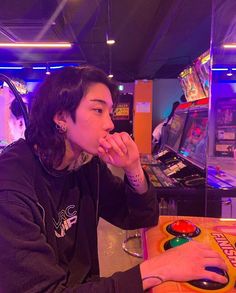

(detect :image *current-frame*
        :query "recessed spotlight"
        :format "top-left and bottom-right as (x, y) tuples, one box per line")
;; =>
(106, 39), (115, 45)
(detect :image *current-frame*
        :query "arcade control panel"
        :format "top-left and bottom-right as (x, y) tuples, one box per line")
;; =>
(143, 216), (236, 293)
(140, 151), (205, 188)
(140, 152), (236, 190)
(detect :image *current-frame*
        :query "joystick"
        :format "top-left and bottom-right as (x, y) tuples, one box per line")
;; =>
(189, 266), (229, 290)
(166, 219), (200, 237)
(164, 236), (190, 250)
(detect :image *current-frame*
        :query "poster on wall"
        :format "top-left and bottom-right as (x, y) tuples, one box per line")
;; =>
(113, 102), (130, 120)
(136, 102), (151, 113)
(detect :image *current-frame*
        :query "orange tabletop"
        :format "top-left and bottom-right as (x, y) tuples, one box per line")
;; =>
(142, 215), (236, 293)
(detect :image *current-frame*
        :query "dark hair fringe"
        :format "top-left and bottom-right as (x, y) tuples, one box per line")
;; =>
(25, 65), (119, 169)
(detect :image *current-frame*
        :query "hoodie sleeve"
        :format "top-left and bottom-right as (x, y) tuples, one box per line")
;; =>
(98, 160), (159, 230)
(0, 191), (144, 293)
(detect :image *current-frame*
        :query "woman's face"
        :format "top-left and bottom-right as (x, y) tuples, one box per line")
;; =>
(64, 82), (114, 155)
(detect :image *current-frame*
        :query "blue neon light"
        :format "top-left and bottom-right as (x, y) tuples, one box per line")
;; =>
(50, 66), (64, 69)
(211, 68), (228, 71)
(32, 67), (47, 70)
(0, 66), (23, 69)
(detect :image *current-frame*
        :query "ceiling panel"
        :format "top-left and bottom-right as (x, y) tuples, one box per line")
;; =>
(0, 0), (212, 81)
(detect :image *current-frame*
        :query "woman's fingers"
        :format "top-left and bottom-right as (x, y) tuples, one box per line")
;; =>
(99, 133), (128, 157)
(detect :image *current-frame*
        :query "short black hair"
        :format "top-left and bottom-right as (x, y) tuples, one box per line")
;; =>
(10, 99), (23, 119)
(25, 65), (118, 169)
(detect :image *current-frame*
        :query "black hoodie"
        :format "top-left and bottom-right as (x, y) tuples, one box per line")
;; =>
(0, 139), (158, 292)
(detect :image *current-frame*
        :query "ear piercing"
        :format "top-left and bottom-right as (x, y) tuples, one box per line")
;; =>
(55, 123), (67, 133)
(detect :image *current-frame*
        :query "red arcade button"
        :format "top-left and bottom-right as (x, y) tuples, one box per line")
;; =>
(166, 219), (201, 237)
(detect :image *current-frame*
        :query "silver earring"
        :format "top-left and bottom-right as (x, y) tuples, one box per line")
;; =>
(55, 123), (67, 133)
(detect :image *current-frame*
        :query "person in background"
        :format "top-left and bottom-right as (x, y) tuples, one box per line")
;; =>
(9, 98), (26, 142)
(0, 67), (227, 292)
(152, 101), (180, 153)
(152, 94), (187, 153)
(180, 93), (187, 103)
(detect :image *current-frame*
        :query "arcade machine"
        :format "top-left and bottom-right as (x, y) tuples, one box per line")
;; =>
(208, 97), (236, 192)
(142, 5), (236, 291)
(141, 59), (214, 216)
(143, 48), (236, 217)
(192, 50), (236, 217)
(112, 93), (133, 136)
(205, 0), (236, 217)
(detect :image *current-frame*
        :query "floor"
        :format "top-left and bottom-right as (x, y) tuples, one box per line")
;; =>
(97, 165), (142, 277)
(98, 219), (142, 277)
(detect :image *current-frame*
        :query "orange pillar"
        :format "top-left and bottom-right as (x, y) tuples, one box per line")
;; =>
(133, 80), (153, 154)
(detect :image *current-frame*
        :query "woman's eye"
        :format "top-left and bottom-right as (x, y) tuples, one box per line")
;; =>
(94, 108), (103, 114)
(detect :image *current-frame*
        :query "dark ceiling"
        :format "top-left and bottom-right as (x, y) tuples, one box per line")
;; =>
(0, 0), (212, 82)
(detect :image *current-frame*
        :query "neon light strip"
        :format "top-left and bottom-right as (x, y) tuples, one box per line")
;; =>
(33, 66), (65, 70)
(32, 67), (47, 70)
(211, 68), (228, 71)
(0, 65), (77, 70)
(50, 66), (64, 69)
(223, 44), (236, 49)
(0, 66), (23, 69)
(0, 42), (72, 48)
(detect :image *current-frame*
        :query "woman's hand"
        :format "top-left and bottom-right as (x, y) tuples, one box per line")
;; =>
(98, 132), (140, 171)
(140, 240), (228, 290)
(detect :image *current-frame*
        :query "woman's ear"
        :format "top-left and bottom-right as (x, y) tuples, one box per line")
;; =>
(53, 111), (68, 133)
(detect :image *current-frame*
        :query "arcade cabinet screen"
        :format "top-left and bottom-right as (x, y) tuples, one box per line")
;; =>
(166, 111), (187, 151)
(215, 98), (236, 157)
(179, 66), (206, 102)
(194, 50), (210, 98)
(179, 110), (208, 166)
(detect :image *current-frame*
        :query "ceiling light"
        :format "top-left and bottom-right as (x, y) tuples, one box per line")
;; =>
(50, 66), (64, 69)
(0, 42), (72, 48)
(46, 65), (51, 75)
(106, 38), (115, 45)
(108, 74), (113, 78)
(118, 85), (124, 91)
(223, 44), (236, 49)
(106, 33), (116, 45)
(106, 0), (115, 46)
(211, 67), (228, 71)
(226, 69), (233, 76)
(0, 66), (23, 69)
(32, 66), (47, 70)
(106, 39), (115, 45)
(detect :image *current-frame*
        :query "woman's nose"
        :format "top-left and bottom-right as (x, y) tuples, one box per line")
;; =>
(105, 115), (114, 132)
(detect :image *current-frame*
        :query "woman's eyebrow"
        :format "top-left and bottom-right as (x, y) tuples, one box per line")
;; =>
(89, 98), (106, 105)
(89, 98), (113, 109)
